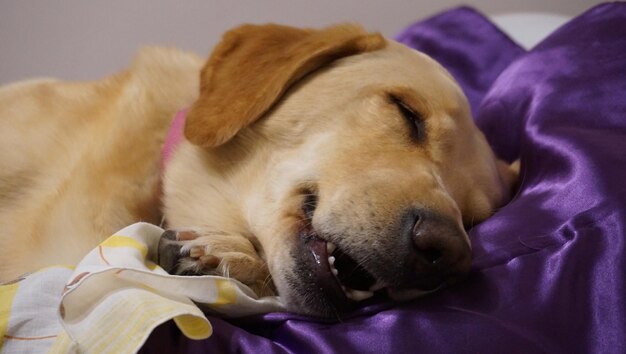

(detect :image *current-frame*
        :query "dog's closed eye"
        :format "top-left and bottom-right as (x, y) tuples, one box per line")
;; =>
(389, 94), (425, 143)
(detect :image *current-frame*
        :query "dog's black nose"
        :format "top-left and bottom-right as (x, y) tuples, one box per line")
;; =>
(407, 209), (471, 290)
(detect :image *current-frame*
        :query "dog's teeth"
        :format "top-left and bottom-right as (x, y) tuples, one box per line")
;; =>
(345, 288), (374, 301)
(326, 242), (336, 254)
(328, 255), (339, 276)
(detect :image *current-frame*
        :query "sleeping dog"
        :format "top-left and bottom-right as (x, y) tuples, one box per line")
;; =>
(0, 24), (517, 317)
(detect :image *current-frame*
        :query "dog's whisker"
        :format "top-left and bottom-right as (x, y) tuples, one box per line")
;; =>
(262, 273), (273, 287)
(260, 273), (275, 296)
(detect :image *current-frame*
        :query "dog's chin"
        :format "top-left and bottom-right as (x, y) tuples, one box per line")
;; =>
(278, 220), (440, 318)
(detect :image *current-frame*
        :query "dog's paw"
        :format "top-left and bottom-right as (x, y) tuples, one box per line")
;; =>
(157, 229), (275, 297)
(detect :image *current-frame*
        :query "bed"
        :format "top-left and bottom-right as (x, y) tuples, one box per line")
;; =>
(137, 3), (626, 353)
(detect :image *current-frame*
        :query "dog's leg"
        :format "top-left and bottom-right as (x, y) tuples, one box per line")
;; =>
(157, 230), (275, 297)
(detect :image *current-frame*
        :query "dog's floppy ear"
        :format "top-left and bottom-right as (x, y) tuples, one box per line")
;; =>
(185, 23), (386, 147)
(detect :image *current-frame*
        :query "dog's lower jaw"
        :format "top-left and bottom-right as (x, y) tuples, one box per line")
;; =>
(270, 227), (382, 318)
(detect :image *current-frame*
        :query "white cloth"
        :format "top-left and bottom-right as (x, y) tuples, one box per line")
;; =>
(0, 222), (284, 353)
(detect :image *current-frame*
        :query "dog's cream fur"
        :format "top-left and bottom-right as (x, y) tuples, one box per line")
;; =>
(0, 47), (202, 274)
(0, 24), (517, 316)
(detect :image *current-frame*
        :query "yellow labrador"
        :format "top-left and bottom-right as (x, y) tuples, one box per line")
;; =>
(0, 24), (517, 317)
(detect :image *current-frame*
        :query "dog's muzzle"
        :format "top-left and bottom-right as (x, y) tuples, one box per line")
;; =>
(293, 201), (471, 315)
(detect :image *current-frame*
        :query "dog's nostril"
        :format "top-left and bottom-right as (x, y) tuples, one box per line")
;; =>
(422, 248), (443, 264)
(411, 211), (446, 266)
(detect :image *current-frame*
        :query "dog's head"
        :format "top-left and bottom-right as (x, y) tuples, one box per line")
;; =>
(180, 24), (518, 317)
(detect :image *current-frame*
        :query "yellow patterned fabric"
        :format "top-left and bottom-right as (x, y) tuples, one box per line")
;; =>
(0, 223), (283, 354)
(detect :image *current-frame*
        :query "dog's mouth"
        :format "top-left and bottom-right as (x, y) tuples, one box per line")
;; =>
(303, 225), (385, 299)
(298, 192), (386, 312)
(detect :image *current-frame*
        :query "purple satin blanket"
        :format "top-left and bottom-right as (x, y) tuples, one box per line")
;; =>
(141, 4), (626, 353)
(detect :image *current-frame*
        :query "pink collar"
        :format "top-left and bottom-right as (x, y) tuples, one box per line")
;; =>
(161, 108), (188, 172)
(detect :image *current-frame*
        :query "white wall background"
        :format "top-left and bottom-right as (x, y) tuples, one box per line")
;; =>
(0, 0), (603, 84)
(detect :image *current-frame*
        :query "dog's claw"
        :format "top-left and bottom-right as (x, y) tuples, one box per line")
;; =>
(189, 246), (205, 258)
(157, 229), (224, 274)
(199, 254), (221, 268)
(176, 230), (199, 241)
